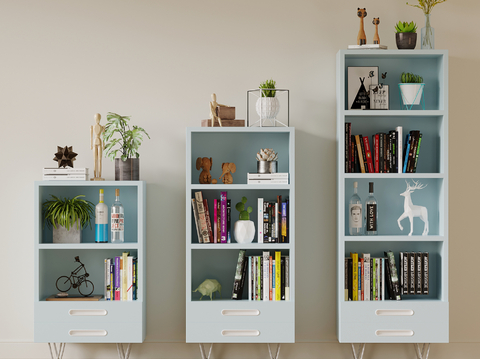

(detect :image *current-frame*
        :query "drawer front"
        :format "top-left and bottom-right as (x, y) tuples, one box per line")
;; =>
(186, 321), (294, 343)
(35, 301), (143, 323)
(339, 302), (448, 343)
(34, 321), (144, 343)
(187, 301), (294, 324)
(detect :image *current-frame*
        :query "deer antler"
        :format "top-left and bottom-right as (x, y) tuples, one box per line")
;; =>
(410, 179), (428, 191)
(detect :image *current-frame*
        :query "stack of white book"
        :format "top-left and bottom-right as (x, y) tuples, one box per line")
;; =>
(43, 168), (89, 181)
(247, 172), (288, 184)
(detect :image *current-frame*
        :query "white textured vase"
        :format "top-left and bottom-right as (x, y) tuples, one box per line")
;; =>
(234, 220), (255, 244)
(399, 84), (424, 105)
(255, 97), (280, 121)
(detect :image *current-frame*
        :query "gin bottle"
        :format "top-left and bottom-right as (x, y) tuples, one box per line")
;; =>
(349, 181), (363, 235)
(111, 188), (124, 242)
(95, 189), (108, 243)
(365, 182), (378, 235)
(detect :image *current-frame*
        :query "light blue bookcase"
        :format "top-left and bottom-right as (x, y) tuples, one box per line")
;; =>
(186, 127), (295, 358)
(336, 50), (448, 359)
(34, 181), (146, 358)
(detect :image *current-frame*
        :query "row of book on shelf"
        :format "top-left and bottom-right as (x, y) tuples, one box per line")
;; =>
(192, 191), (289, 244)
(231, 250), (290, 301)
(247, 172), (288, 184)
(42, 167), (89, 180)
(104, 252), (138, 301)
(345, 250), (429, 301)
(345, 123), (423, 174)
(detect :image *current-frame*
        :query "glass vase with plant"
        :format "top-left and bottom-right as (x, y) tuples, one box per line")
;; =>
(103, 112), (150, 180)
(407, 0), (447, 49)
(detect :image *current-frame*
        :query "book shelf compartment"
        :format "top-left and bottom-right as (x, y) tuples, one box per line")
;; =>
(37, 185), (139, 244)
(343, 52), (445, 111)
(190, 188), (290, 245)
(190, 248), (290, 302)
(344, 178), (445, 237)
(37, 248), (141, 301)
(190, 130), (291, 185)
(344, 241), (445, 301)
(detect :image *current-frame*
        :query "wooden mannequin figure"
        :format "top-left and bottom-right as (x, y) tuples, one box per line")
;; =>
(357, 8), (367, 45)
(373, 18), (380, 44)
(209, 93), (229, 127)
(90, 113), (105, 181)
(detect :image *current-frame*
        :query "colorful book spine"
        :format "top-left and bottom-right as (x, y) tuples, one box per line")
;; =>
(213, 199), (218, 243)
(285, 256), (290, 301)
(191, 199), (202, 243)
(248, 256), (252, 300)
(403, 133), (411, 173)
(413, 133), (423, 173)
(114, 256), (121, 301)
(351, 252), (358, 301)
(263, 251), (270, 301)
(275, 252), (281, 301)
(374, 134), (379, 173)
(194, 192), (210, 243)
(269, 256), (273, 300)
(423, 252), (429, 295)
(345, 122), (351, 173)
(127, 256), (133, 301)
(362, 253), (370, 301)
(220, 192), (227, 243)
(258, 198), (264, 243)
(355, 135), (366, 173)
(232, 250), (246, 300)
(203, 199), (214, 244)
(227, 199), (231, 243)
(362, 136), (374, 173)
(396, 126), (403, 173)
(257, 256), (261, 300)
(272, 259), (276, 300)
(122, 252), (129, 301)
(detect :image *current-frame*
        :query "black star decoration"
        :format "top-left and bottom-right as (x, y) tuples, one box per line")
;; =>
(53, 146), (78, 168)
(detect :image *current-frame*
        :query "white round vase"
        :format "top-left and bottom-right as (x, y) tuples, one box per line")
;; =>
(399, 83), (424, 105)
(234, 220), (255, 244)
(255, 97), (280, 120)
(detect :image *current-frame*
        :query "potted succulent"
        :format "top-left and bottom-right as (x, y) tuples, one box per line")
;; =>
(395, 21), (417, 49)
(103, 112), (150, 180)
(43, 195), (95, 243)
(234, 197), (255, 244)
(399, 72), (424, 106)
(256, 79), (280, 123)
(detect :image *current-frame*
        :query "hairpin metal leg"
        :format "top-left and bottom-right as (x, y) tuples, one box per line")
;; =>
(116, 343), (132, 359)
(267, 343), (281, 359)
(351, 343), (366, 359)
(414, 343), (430, 359)
(198, 343), (213, 359)
(48, 343), (66, 359)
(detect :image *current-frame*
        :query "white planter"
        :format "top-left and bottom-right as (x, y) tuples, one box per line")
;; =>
(234, 220), (255, 244)
(255, 97), (280, 120)
(53, 221), (82, 243)
(399, 83), (424, 105)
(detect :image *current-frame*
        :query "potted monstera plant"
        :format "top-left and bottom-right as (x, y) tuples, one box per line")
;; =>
(103, 112), (150, 180)
(256, 79), (280, 123)
(399, 72), (424, 106)
(395, 21), (417, 49)
(234, 196), (255, 243)
(43, 195), (95, 243)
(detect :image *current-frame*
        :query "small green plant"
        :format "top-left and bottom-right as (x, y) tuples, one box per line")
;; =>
(395, 21), (417, 33)
(43, 195), (95, 230)
(259, 79), (276, 97)
(235, 196), (253, 220)
(103, 112), (150, 161)
(401, 72), (424, 83)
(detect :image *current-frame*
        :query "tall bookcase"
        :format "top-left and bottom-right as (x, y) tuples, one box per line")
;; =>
(336, 50), (448, 352)
(34, 181), (146, 358)
(186, 127), (295, 356)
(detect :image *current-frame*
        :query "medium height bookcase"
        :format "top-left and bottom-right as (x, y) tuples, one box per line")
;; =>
(186, 127), (295, 359)
(336, 50), (448, 359)
(34, 181), (146, 359)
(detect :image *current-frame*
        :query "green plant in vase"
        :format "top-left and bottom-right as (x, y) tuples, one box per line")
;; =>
(43, 195), (95, 243)
(394, 21), (417, 49)
(103, 112), (150, 180)
(399, 72), (425, 108)
(256, 79), (280, 123)
(234, 197), (255, 243)
(395, 21), (417, 33)
(406, 0), (447, 49)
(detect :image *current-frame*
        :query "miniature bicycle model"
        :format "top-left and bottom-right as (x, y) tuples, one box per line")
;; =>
(55, 256), (94, 296)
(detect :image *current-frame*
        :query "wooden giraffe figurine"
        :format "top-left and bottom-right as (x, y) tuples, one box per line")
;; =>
(372, 18), (380, 44)
(357, 8), (367, 45)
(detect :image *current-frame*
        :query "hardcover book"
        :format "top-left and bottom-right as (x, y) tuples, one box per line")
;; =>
(385, 251), (401, 300)
(232, 250), (247, 299)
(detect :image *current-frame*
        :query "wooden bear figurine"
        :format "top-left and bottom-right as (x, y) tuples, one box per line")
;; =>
(357, 8), (367, 45)
(196, 157), (217, 184)
(373, 17), (380, 45)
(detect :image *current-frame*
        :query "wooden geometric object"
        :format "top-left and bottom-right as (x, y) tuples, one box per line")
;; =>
(201, 119), (245, 127)
(53, 146), (78, 168)
(216, 106), (235, 120)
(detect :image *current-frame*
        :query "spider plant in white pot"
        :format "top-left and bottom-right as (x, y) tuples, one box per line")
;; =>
(256, 79), (280, 123)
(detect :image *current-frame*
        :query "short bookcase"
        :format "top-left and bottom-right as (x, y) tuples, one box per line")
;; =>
(186, 127), (295, 357)
(34, 181), (146, 358)
(336, 50), (448, 357)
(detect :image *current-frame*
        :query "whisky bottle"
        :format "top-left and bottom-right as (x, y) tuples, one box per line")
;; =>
(111, 188), (124, 242)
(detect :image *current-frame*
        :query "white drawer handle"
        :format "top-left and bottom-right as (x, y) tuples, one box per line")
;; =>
(68, 330), (107, 337)
(221, 309), (260, 316)
(375, 309), (414, 316)
(221, 330), (260, 337)
(69, 309), (108, 316)
(375, 330), (414, 337)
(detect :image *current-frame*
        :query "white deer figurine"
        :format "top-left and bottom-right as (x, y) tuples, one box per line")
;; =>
(397, 180), (429, 236)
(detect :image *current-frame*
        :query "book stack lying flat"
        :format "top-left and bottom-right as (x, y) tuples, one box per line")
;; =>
(43, 168), (89, 180)
(247, 173), (288, 185)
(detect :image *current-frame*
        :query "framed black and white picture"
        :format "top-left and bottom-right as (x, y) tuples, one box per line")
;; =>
(347, 66), (378, 110)
(370, 84), (389, 110)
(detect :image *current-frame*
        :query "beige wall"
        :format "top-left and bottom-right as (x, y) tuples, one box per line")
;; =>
(1, 1), (478, 358)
